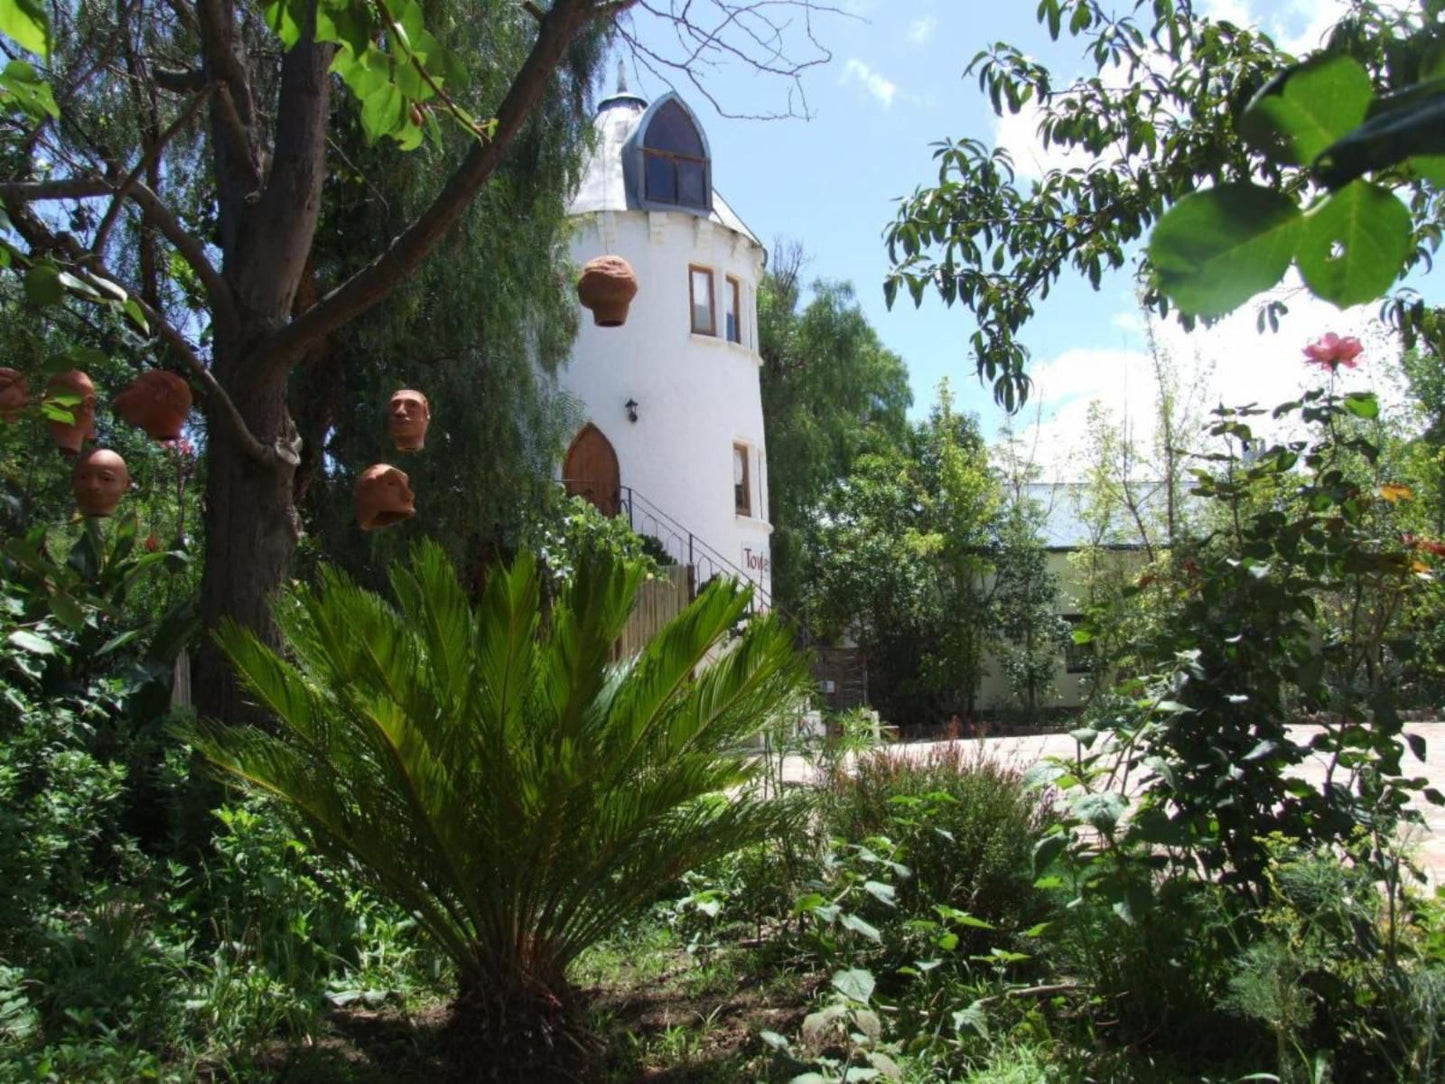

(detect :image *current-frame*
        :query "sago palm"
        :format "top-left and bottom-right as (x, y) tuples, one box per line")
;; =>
(183, 541), (810, 1074)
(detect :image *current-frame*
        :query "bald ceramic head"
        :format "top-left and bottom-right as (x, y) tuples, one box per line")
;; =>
(46, 370), (97, 455)
(72, 448), (130, 517)
(354, 464), (415, 530)
(0, 368), (27, 422)
(114, 370), (192, 441)
(388, 389), (431, 452)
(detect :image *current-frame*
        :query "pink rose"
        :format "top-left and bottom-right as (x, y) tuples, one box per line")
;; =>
(1303, 333), (1364, 371)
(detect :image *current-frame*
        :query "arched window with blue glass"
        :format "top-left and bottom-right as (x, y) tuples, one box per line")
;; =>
(632, 96), (712, 212)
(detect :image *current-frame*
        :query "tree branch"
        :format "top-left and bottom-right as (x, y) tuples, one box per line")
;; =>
(0, 178), (111, 200)
(90, 81), (216, 261)
(127, 181), (238, 336)
(241, 0), (608, 375)
(153, 65), (206, 93)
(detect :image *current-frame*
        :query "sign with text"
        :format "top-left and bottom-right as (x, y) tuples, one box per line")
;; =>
(741, 544), (771, 578)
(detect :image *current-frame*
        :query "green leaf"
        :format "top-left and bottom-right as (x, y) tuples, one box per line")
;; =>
(360, 83), (405, 144)
(1240, 54), (1373, 166)
(831, 968), (876, 1004)
(1148, 184), (1302, 317)
(1, 58), (57, 118)
(1296, 182), (1411, 307)
(1315, 90), (1445, 189)
(0, 0), (48, 58)
(1342, 392), (1379, 420)
(1072, 791), (1127, 833)
(122, 298), (149, 332)
(862, 880), (896, 906)
(23, 262), (62, 306)
(839, 912), (881, 942)
(6, 629), (56, 656)
(1032, 832), (1067, 877)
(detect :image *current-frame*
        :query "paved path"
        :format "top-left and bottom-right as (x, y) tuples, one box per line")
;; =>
(781, 724), (1445, 888)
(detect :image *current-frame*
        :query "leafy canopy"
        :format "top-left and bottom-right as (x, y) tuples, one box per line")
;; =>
(885, 0), (1444, 408)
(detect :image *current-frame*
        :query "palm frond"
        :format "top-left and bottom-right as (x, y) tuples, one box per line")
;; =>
(180, 545), (813, 1009)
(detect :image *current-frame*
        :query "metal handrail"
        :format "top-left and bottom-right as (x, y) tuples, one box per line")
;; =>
(557, 478), (774, 615)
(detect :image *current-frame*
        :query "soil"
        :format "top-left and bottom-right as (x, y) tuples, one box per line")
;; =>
(225, 946), (816, 1083)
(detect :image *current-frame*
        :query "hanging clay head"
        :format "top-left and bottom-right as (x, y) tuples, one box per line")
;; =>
(0, 367), (27, 422)
(45, 370), (97, 455)
(71, 448), (130, 518)
(387, 389), (431, 452)
(354, 464), (415, 530)
(114, 370), (192, 441)
(576, 255), (638, 327)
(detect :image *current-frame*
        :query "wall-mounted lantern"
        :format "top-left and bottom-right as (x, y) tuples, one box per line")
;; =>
(625, 398), (639, 423)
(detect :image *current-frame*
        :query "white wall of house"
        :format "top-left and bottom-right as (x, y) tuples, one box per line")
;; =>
(559, 87), (774, 600)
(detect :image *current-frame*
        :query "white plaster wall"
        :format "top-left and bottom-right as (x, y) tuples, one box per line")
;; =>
(561, 209), (774, 599)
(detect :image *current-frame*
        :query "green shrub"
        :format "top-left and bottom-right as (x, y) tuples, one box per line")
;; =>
(185, 542), (813, 1076)
(819, 744), (1056, 938)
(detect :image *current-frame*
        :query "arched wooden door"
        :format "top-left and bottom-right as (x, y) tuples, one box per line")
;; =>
(563, 424), (620, 516)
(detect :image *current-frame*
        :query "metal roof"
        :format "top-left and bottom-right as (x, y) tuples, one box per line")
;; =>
(568, 91), (763, 250)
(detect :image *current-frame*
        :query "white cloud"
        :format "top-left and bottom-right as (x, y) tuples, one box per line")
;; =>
(992, 101), (1100, 179)
(1110, 311), (1147, 334)
(1201, 0), (1417, 56)
(1200, 0), (1254, 24)
(906, 17), (935, 46)
(841, 58), (897, 108)
(1005, 274), (1400, 480)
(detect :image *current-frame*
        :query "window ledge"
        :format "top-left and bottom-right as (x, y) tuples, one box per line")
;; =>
(734, 515), (774, 534)
(690, 333), (760, 361)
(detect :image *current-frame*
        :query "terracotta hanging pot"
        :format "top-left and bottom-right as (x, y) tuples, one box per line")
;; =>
(577, 255), (638, 327)
(354, 463), (415, 530)
(71, 448), (130, 518)
(387, 389), (431, 452)
(45, 370), (97, 455)
(113, 370), (192, 441)
(0, 367), (27, 422)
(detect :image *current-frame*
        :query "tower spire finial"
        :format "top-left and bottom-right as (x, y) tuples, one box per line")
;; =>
(617, 59), (629, 95)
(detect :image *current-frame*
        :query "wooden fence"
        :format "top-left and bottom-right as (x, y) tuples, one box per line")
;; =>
(614, 563), (692, 660)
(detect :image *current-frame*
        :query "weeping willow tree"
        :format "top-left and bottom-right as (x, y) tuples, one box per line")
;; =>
(291, 22), (604, 588)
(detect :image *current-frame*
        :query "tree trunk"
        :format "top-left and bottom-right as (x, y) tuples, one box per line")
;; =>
(194, 352), (299, 723)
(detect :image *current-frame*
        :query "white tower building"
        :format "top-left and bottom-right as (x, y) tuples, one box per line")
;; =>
(560, 71), (773, 601)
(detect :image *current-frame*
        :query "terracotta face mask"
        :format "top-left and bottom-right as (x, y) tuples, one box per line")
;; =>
(46, 370), (98, 455)
(71, 448), (130, 517)
(114, 370), (193, 441)
(388, 390), (431, 452)
(0, 368), (27, 422)
(354, 464), (416, 530)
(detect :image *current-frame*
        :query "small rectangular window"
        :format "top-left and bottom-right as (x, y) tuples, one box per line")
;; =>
(725, 276), (741, 343)
(690, 266), (715, 336)
(733, 443), (751, 516)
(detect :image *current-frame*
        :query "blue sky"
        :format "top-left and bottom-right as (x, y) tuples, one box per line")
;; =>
(618, 0), (1441, 476)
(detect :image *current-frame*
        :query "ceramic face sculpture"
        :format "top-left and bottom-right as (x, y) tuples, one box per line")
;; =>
(46, 370), (97, 455)
(576, 255), (639, 327)
(388, 389), (431, 452)
(0, 368), (27, 422)
(114, 370), (192, 441)
(354, 464), (416, 530)
(71, 448), (130, 517)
